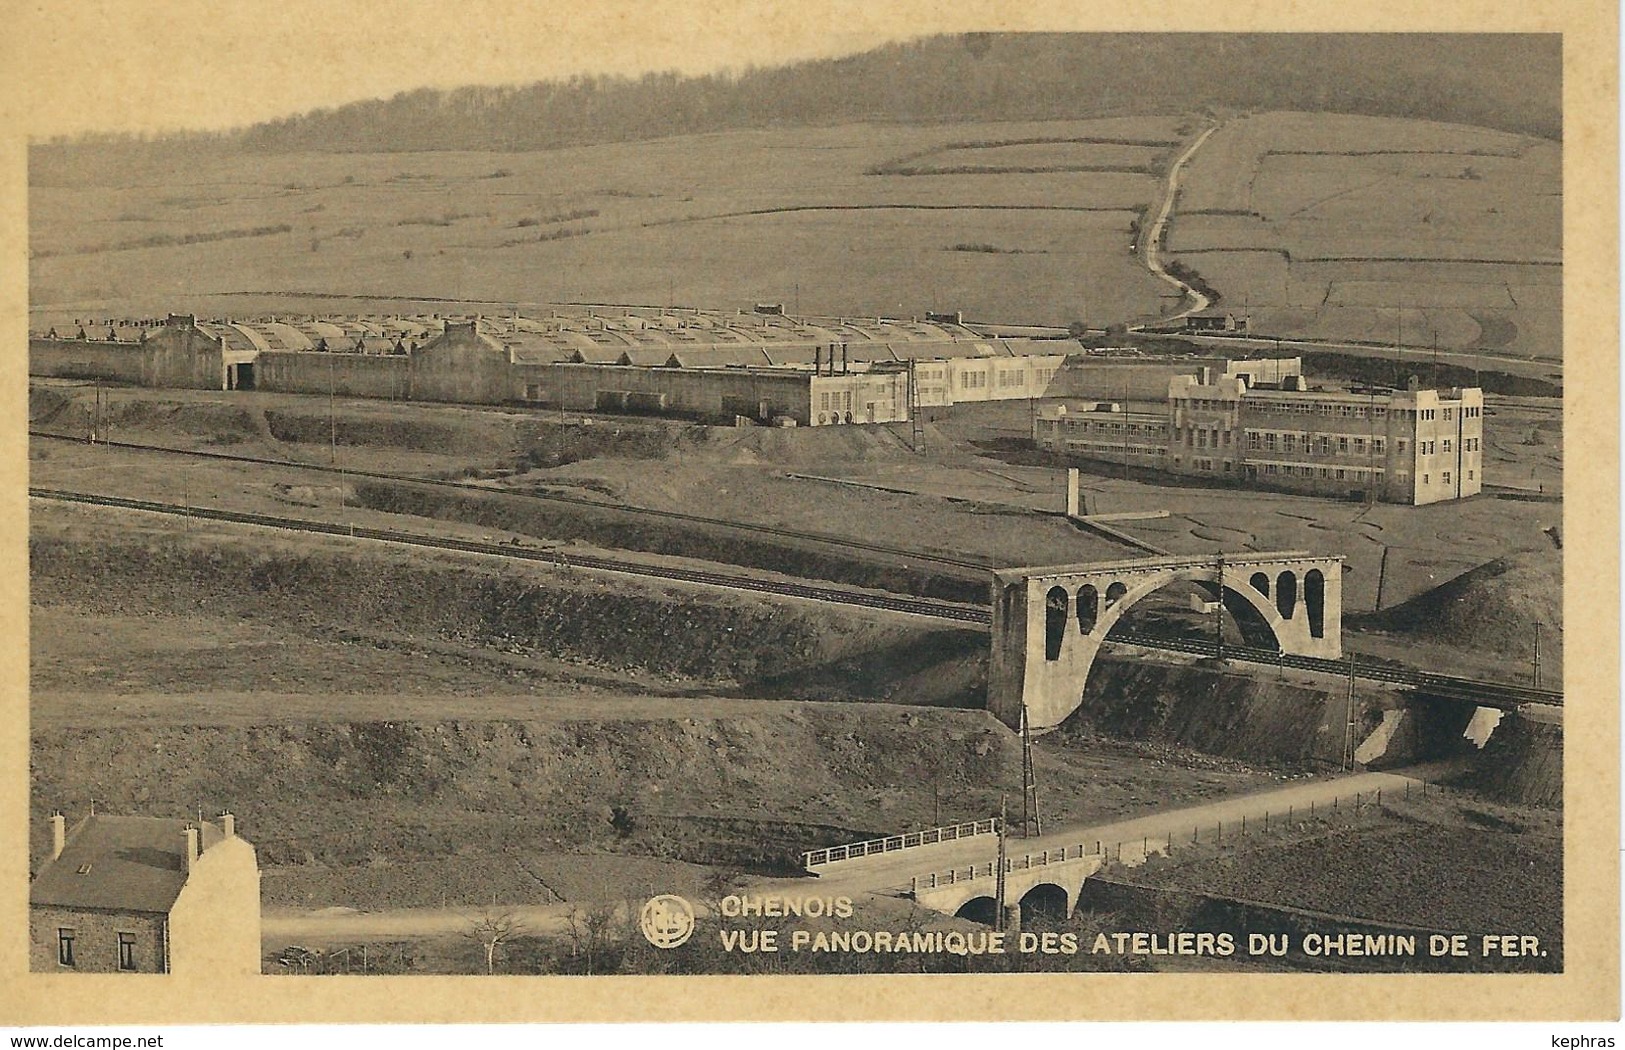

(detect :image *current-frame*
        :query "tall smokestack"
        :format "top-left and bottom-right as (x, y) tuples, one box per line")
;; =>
(183, 826), (199, 875)
(815, 346), (822, 376)
(841, 344), (849, 375)
(50, 813), (65, 860)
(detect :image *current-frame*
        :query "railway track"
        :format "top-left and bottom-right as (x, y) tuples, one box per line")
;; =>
(30, 433), (1562, 709)
(27, 430), (991, 573)
(1109, 632), (1561, 709)
(29, 488), (991, 626)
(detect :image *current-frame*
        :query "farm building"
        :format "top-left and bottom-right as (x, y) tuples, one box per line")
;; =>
(1035, 358), (1484, 505)
(1181, 309), (1249, 333)
(28, 307), (1069, 426)
(30, 810), (261, 975)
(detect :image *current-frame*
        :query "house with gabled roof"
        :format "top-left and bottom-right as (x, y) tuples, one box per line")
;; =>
(30, 810), (260, 975)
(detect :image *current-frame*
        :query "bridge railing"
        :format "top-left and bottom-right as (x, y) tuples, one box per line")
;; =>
(803, 818), (1000, 870)
(907, 781), (1435, 896)
(911, 842), (1093, 894)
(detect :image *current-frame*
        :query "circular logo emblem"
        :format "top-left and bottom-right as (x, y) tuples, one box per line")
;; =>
(639, 894), (695, 949)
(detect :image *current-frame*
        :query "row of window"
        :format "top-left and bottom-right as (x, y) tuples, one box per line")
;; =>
(1418, 437), (1477, 455)
(818, 391), (856, 412)
(1246, 399), (1389, 420)
(58, 927), (140, 971)
(1057, 419), (1165, 435)
(1247, 431), (1389, 457)
(1257, 462), (1386, 482)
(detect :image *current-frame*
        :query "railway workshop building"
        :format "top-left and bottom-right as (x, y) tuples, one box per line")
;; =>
(30, 307), (1067, 427)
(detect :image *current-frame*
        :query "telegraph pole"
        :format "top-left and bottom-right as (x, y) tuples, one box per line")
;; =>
(1343, 652), (1357, 771)
(1533, 621), (1542, 687)
(1019, 707), (1041, 838)
(994, 794), (1009, 933)
(328, 352), (337, 465)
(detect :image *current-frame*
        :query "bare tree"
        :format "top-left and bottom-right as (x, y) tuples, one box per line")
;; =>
(464, 909), (527, 975)
(563, 901), (621, 975)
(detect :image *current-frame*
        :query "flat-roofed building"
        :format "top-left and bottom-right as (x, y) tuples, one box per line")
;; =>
(1036, 357), (1484, 505)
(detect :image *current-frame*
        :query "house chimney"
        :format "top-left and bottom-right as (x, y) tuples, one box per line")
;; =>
(220, 812), (236, 838)
(50, 812), (65, 860)
(183, 826), (199, 875)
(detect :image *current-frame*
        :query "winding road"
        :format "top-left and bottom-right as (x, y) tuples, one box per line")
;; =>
(1136, 121), (1219, 327)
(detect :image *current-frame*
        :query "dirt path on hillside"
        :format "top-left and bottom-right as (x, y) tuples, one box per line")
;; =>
(1136, 121), (1220, 325)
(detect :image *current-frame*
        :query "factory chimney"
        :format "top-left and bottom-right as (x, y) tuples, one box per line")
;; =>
(815, 346), (823, 376)
(50, 813), (65, 860)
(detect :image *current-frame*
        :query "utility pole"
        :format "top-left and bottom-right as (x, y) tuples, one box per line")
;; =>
(1019, 707), (1041, 838)
(908, 358), (925, 452)
(993, 794), (1009, 933)
(1122, 381), (1130, 480)
(1533, 621), (1542, 687)
(1343, 651), (1357, 772)
(328, 352), (337, 465)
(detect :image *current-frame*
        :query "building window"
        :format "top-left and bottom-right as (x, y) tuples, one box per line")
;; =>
(1443, 407), (1454, 421)
(1338, 436), (1349, 454)
(1248, 432), (1261, 450)
(1335, 469), (1346, 480)
(1265, 433), (1277, 451)
(58, 929), (75, 967)
(1317, 436), (1331, 455)
(1353, 437), (1366, 455)
(1397, 439), (1407, 453)
(1373, 438), (1386, 455)
(1423, 473), (1430, 485)
(1468, 469), (1475, 480)
(118, 933), (138, 972)
(1442, 439), (1452, 453)
(1264, 464), (1277, 475)
(1442, 471), (1451, 485)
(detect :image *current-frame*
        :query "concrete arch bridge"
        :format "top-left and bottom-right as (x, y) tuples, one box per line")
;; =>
(989, 551), (1343, 732)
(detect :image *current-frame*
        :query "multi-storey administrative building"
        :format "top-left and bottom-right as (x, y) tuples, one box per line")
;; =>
(1036, 359), (1484, 505)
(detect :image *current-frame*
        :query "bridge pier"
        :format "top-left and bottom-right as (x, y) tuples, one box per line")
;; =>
(990, 552), (1343, 731)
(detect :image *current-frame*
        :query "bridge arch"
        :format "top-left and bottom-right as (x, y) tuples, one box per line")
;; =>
(989, 552), (1343, 732)
(1018, 883), (1071, 925)
(1076, 585), (1098, 634)
(955, 896), (999, 925)
(1305, 569), (1326, 638)
(1090, 565), (1291, 653)
(1276, 570), (1298, 620)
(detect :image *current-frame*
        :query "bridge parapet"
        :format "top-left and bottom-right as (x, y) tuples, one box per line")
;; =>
(909, 846), (1104, 920)
(804, 818), (1000, 873)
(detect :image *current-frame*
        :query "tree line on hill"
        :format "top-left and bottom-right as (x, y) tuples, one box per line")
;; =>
(37, 33), (1559, 159)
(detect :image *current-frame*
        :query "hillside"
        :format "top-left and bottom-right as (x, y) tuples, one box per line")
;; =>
(33, 33), (1560, 160)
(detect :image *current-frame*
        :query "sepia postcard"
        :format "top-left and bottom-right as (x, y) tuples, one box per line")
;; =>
(1, 0), (1617, 1027)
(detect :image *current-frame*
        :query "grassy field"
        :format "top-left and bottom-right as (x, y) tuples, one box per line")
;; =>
(30, 117), (1182, 329)
(1123, 793), (1561, 956)
(1168, 112), (1560, 360)
(30, 380), (1562, 682)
